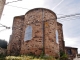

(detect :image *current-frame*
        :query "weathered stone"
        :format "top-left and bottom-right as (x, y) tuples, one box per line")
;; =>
(7, 8), (78, 60)
(7, 8), (59, 57)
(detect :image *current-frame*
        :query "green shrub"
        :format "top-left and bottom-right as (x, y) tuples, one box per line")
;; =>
(60, 51), (68, 60)
(0, 53), (6, 60)
(0, 53), (58, 60)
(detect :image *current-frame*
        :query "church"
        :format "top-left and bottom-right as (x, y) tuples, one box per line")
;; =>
(7, 8), (78, 60)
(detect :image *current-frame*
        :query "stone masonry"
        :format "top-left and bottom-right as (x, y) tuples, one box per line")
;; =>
(7, 8), (78, 60)
(7, 8), (59, 57)
(57, 22), (65, 52)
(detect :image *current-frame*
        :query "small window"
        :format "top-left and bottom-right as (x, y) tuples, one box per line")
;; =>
(56, 30), (59, 44)
(24, 25), (32, 41)
(67, 49), (72, 55)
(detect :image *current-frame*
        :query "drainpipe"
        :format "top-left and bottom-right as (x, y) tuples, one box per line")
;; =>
(42, 9), (45, 55)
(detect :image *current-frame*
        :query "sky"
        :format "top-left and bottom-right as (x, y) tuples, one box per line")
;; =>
(0, 0), (80, 53)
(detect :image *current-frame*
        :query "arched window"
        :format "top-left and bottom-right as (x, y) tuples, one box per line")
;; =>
(24, 25), (32, 41)
(56, 30), (59, 44)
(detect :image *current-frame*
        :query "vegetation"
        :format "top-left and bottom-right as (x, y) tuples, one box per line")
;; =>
(0, 51), (68, 60)
(0, 49), (58, 60)
(5, 55), (56, 60)
(0, 54), (57, 60)
(60, 50), (68, 60)
(0, 49), (56, 60)
(0, 53), (6, 60)
(0, 39), (7, 49)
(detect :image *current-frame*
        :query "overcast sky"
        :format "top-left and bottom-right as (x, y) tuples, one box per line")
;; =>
(0, 0), (80, 53)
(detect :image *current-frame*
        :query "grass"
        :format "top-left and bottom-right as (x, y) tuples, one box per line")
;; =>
(0, 52), (58, 60)
(0, 55), (57, 60)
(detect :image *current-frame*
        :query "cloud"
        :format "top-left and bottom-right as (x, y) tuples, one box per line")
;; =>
(48, 0), (80, 15)
(52, 0), (64, 10)
(43, 0), (61, 9)
(62, 19), (80, 38)
(64, 36), (80, 53)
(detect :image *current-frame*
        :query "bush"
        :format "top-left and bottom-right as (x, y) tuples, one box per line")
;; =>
(60, 51), (68, 60)
(5, 55), (57, 60)
(0, 39), (7, 49)
(0, 53), (6, 60)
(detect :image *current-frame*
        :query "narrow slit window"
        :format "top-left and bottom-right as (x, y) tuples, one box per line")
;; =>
(56, 30), (59, 44)
(24, 25), (32, 41)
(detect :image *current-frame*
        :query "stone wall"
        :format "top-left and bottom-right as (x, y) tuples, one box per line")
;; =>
(7, 15), (24, 55)
(7, 8), (59, 57)
(57, 22), (65, 52)
(21, 8), (59, 57)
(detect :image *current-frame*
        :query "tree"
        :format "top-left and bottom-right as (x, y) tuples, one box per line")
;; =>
(0, 39), (7, 49)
